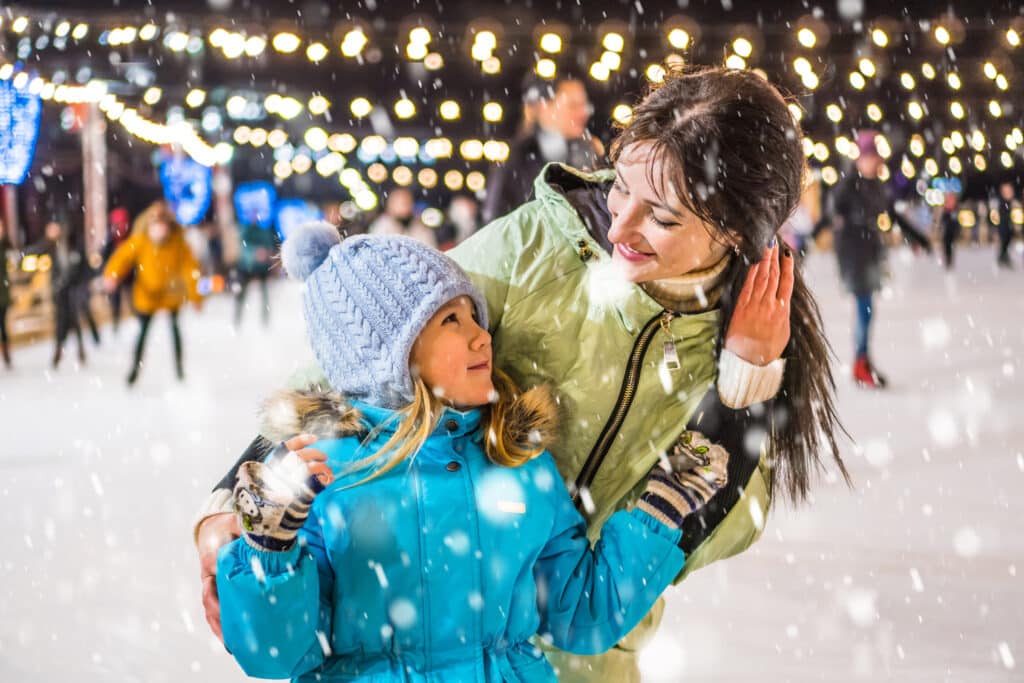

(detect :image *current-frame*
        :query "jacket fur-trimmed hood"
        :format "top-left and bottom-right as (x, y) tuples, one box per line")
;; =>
(257, 384), (560, 453)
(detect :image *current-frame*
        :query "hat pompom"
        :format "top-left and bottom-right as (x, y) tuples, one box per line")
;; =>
(281, 221), (342, 281)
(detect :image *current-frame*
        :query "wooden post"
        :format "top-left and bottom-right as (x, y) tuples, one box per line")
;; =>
(1, 185), (19, 248)
(81, 102), (108, 259)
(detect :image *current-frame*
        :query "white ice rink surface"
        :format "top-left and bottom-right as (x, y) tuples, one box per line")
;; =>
(2, 245), (1022, 682)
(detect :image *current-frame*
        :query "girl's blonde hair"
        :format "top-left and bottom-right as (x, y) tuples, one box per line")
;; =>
(343, 369), (555, 487)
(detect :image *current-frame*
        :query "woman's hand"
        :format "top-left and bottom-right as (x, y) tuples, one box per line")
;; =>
(724, 242), (795, 366)
(197, 434), (329, 642)
(198, 512), (239, 643)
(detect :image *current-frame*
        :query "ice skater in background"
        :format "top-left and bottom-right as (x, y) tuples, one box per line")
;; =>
(233, 219), (277, 328)
(101, 207), (133, 332)
(25, 219), (91, 369)
(939, 192), (962, 270)
(995, 181), (1018, 269)
(102, 201), (203, 386)
(216, 225), (729, 682)
(0, 224), (12, 369)
(823, 130), (933, 389)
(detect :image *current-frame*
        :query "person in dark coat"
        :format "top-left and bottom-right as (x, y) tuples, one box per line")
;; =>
(25, 220), (90, 368)
(0, 227), (12, 369)
(996, 181), (1017, 268)
(101, 207), (133, 331)
(481, 73), (600, 224)
(825, 130), (932, 389)
(940, 192), (962, 270)
(233, 221), (277, 327)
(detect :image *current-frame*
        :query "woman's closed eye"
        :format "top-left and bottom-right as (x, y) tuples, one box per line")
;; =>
(651, 213), (677, 229)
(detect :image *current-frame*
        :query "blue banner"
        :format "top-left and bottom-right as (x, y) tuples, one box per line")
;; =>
(159, 156), (213, 225)
(0, 77), (43, 185)
(234, 181), (277, 230)
(275, 198), (324, 240)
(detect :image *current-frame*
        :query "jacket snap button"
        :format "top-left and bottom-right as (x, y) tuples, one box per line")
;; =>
(446, 461), (461, 472)
(445, 419), (459, 432)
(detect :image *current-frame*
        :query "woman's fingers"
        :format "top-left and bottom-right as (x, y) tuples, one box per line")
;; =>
(283, 433), (317, 452)
(294, 446), (328, 463)
(736, 261), (760, 308)
(761, 242), (781, 303)
(778, 247), (795, 305)
(307, 461), (334, 487)
(750, 245), (774, 301)
(202, 576), (223, 642)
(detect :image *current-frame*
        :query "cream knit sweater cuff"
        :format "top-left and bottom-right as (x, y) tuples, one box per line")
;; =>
(191, 488), (234, 548)
(717, 349), (786, 409)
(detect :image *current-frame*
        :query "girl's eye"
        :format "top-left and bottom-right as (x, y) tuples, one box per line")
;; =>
(612, 178), (629, 195)
(442, 313), (458, 325)
(652, 215), (675, 229)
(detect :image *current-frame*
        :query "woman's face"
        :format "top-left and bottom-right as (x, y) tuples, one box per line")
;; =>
(147, 220), (171, 244)
(410, 296), (494, 409)
(607, 142), (733, 282)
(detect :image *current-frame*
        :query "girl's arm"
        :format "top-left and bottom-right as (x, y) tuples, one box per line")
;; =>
(217, 456), (338, 678)
(533, 436), (728, 655)
(218, 524), (335, 678)
(531, 455), (690, 656)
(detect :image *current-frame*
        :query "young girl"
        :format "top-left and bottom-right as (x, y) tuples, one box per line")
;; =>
(217, 224), (731, 682)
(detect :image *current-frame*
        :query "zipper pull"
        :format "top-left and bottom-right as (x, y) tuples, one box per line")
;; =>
(660, 312), (681, 371)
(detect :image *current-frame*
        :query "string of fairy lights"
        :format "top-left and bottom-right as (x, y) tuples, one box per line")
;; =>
(1, 9), (1023, 211)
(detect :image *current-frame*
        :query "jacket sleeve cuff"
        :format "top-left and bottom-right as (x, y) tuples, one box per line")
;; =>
(717, 349), (786, 409)
(192, 488), (234, 547)
(628, 508), (684, 548)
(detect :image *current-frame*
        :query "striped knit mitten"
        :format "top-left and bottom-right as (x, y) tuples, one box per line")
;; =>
(637, 430), (730, 530)
(233, 450), (326, 552)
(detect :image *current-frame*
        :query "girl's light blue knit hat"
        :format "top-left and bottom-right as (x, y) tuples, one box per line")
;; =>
(281, 222), (489, 409)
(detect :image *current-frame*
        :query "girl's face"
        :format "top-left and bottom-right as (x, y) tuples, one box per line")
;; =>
(607, 142), (733, 283)
(410, 296), (494, 409)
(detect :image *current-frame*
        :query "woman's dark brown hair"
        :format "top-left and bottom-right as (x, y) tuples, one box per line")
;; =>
(610, 65), (849, 504)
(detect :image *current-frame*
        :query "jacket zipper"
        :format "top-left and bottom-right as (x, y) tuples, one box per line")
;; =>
(572, 310), (675, 512)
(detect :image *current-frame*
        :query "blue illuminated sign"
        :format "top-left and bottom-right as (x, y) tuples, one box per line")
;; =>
(159, 156), (213, 226)
(234, 181), (277, 230)
(0, 77), (43, 185)
(275, 198), (324, 240)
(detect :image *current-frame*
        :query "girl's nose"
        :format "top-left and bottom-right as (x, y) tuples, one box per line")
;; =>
(470, 323), (491, 350)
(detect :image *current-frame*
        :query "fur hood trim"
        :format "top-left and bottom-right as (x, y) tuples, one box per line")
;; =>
(257, 385), (560, 450)
(259, 388), (365, 442)
(500, 385), (560, 454)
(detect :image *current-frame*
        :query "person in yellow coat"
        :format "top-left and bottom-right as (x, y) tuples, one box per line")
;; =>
(103, 201), (202, 385)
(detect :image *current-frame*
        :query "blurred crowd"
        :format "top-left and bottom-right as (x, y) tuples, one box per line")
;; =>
(1, 70), (1022, 391)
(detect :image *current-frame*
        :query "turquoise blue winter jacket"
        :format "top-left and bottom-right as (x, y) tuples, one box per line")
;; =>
(217, 400), (685, 682)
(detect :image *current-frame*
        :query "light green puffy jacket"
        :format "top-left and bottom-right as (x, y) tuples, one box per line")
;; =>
(449, 164), (771, 582)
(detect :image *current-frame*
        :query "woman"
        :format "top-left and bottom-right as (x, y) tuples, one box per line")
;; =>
(103, 201), (202, 385)
(195, 66), (847, 683)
